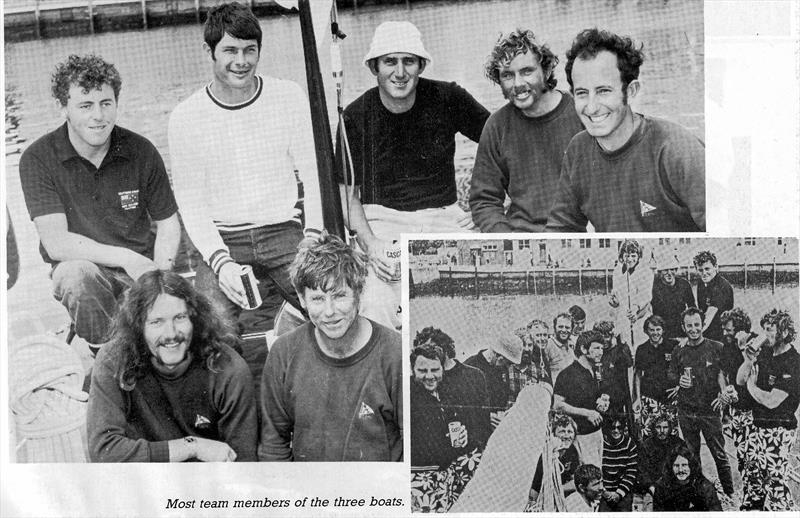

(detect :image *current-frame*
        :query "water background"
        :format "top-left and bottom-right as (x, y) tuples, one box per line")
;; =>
(4, 0), (704, 340)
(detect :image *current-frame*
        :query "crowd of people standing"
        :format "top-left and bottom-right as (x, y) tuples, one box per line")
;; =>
(410, 240), (799, 512)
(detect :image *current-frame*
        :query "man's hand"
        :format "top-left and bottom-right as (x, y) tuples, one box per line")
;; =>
(362, 235), (400, 283)
(746, 364), (759, 389)
(490, 410), (506, 429)
(603, 491), (621, 503)
(735, 330), (750, 350)
(586, 409), (603, 426)
(632, 398), (642, 415)
(679, 372), (693, 389)
(609, 293), (620, 308)
(193, 437), (237, 462)
(122, 252), (158, 280)
(218, 262), (248, 308)
(666, 386), (680, 399)
(626, 307), (637, 322)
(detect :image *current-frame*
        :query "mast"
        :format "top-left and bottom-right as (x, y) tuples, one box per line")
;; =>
(297, 0), (346, 239)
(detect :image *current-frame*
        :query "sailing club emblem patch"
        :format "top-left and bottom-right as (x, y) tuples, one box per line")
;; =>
(118, 190), (139, 210)
(358, 402), (375, 419)
(194, 414), (211, 429)
(640, 200), (656, 217)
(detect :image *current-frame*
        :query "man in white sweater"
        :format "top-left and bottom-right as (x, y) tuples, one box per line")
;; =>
(168, 2), (322, 332)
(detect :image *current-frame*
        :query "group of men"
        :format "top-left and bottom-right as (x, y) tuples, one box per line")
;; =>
(410, 243), (799, 511)
(19, 3), (408, 462)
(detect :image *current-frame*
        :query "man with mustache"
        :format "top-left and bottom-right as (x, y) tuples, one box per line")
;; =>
(19, 54), (181, 356)
(259, 234), (402, 462)
(736, 309), (800, 510)
(694, 250), (734, 343)
(546, 28), (705, 232)
(668, 307), (734, 498)
(469, 28), (583, 232)
(637, 412), (685, 509)
(87, 270), (258, 462)
(168, 2), (322, 338)
(336, 21), (489, 330)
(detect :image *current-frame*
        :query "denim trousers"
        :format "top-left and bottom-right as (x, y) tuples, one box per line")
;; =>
(678, 409), (734, 495)
(194, 221), (303, 334)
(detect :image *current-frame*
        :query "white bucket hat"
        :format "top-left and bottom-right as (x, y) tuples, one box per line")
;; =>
(363, 21), (433, 67)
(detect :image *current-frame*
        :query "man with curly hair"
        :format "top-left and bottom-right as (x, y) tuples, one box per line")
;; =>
(736, 309), (800, 510)
(636, 411), (685, 507)
(19, 55), (181, 354)
(258, 233), (402, 461)
(469, 28), (583, 232)
(335, 21), (489, 330)
(546, 28), (705, 232)
(694, 250), (734, 342)
(87, 270), (258, 462)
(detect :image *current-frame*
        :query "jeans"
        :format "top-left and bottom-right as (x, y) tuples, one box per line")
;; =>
(51, 260), (133, 345)
(678, 409), (734, 495)
(194, 221), (303, 334)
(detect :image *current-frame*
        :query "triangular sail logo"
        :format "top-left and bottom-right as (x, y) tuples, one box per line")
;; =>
(640, 200), (657, 216)
(358, 402), (375, 419)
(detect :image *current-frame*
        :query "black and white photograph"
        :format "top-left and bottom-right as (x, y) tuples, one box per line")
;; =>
(1, 0), (799, 516)
(408, 236), (799, 512)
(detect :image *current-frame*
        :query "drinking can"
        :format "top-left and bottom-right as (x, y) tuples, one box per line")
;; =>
(448, 421), (462, 446)
(684, 366), (693, 387)
(240, 265), (262, 310)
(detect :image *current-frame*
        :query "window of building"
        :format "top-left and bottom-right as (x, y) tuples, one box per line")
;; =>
(679, 238), (692, 244)
(482, 244), (498, 252)
(744, 237), (756, 246)
(659, 238), (672, 245)
(579, 239), (591, 249)
(598, 239), (611, 248)
(518, 240), (531, 250)
(561, 239), (573, 248)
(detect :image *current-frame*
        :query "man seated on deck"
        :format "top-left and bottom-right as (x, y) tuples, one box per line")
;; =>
(335, 21), (490, 330)
(168, 2), (322, 339)
(258, 233), (402, 462)
(19, 54), (181, 355)
(87, 270), (258, 462)
(546, 28), (705, 232)
(469, 28), (583, 232)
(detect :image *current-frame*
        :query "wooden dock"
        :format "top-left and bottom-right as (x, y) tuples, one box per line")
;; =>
(3, 0), (416, 42)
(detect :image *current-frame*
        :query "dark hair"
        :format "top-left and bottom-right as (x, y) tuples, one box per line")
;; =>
(565, 28), (644, 92)
(551, 413), (577, 434)
(414, 327), (455, 359)
(760, 308), (796, 344)
(553, 312), (574, 330)
(720, 307), (752, 334)
(51, 54), (122, 106)
(204, 2), (263, 55)
(575, 330), (604, 357)
(592, 320), (615, 336)
(603, 414), (628, 435)
(290, 231), (369, 296)
(693, 250), (717, 268)
(663, 444), (701, 484)
(617, 239), (642, 262)
(410, 343), (445, 368)
(574, 464), (602, 492)
(644, 314), (666, 332)
(110, 270), (238, 389)
(681, 307), (704, 326)
(568, 305), (586, 322)
(485, 28), (559, 90)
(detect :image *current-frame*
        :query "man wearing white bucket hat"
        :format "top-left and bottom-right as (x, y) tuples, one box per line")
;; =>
(335, 21), (489, 330)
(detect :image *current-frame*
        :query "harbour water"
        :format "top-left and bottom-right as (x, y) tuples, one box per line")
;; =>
(4, 0), (704, 341)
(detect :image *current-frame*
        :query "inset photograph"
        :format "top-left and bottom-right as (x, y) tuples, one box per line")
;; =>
(408, 237), (799, 513)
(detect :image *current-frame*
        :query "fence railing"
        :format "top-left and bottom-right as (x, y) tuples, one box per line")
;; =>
(410, 262), (799, 299)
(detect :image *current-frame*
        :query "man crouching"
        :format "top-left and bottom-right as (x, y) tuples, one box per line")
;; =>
(259, 232), (402, 461)
(88, 270), (258, 462)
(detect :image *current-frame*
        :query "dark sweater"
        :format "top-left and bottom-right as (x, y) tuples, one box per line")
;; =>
(258, 319), (402, 461)
(653, 475), (722, 511)
(88, 343), (257, 462)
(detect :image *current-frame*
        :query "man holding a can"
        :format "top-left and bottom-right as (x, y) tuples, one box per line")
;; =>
(168, 2), (322, 335)
(258, 233), (401, 462)
(668, 307), (734, 499)
(736, 309), (800, 510)
(554, 330), (609, 467)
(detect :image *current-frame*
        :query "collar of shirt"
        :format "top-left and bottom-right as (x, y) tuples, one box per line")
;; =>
(53, 122), (132, 166)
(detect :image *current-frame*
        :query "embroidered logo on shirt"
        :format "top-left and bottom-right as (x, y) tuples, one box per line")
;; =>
(194, 414), (211, 429)
(640, 200), (657, 217)
(768, 375), (776, 386)
(358, 402), (375, 419)
(706, 360), (713, 368)
(665, 353), (672, 362)
(118, 190), (139, 210)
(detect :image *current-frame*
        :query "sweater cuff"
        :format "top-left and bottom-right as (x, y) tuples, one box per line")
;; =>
(149, 440), (171, 462)
(303, 228), (322, 240)
(209, 249), (234, 276)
